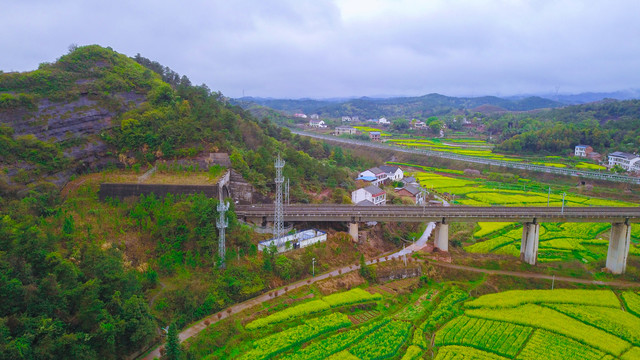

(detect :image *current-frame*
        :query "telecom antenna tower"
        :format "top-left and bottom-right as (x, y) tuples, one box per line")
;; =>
(274, 154), (286, 246)
(216, 201), (229, 268)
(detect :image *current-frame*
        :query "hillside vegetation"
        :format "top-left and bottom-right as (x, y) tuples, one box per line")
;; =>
(0, 45), (378, 359)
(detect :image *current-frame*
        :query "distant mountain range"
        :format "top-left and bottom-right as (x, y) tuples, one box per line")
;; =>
(232, 90), (640, 118)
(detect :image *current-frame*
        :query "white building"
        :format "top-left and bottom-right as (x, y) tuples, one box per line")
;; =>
(378, 117), (390, 125)
(608, 151), (640, 171)
(310, 114), (320, 120)
(309, 119), (327, 128)
(413, 120), (427, 128)
(378, 165), (404, 181)
(335, 126), (357, 135)
(341, 116), (352, 122)
(357, 167), (388, 185)
(294, 113), (307, 118)
(352, 185), (386, 206)
(258, 229), (327, 253)
(575, 145), (593, 157)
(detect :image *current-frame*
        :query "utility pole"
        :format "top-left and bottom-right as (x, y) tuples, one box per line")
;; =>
(216, 201), (229, 269)
(274, 154), (285, 247)
(285, 178), (290, 205)
(561, 192), (566, 214)
(312, 257), (316, 276)
(547, 187), (550, 207)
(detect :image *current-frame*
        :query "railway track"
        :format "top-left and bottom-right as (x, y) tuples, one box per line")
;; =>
(236, 204), (640, 223)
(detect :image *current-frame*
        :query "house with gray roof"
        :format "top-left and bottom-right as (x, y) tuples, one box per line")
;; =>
(351, 185), (386, 205)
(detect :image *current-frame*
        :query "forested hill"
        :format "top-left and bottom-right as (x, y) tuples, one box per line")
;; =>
(0, 45), (372, 359)
(491, 99), (640, 155)
(233, 93), (563, 118)
(0, 45), (366, 197)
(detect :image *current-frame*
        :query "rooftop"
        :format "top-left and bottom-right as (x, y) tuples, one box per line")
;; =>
(610, 151), (639, 160)
(363, 185), (385, 196)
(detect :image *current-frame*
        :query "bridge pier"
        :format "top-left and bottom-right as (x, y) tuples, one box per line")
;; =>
(348, 222), (358, 242)
(520, 222), (539, 265)
(606, 221), (631, 274)
(434, 220), (449, 252)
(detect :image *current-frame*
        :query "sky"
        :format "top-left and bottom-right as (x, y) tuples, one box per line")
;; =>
(1, 0), (639, 99)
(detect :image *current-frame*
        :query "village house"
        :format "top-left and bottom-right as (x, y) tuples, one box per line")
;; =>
(575, 145), (594, 157)
(309, 119), (327, 128)
(394, 184), (425, 205)
(352, 185), (386, 206)
(402, 176), (418, 186)
(341, 116), (352, 122)
(608, 151), (640, 171)
(357, 167), (388, 186)
(334, 126), (357, 135)
(369, 131), (381, 141)
(412, 120), (427, 129)
(351, 116), (359, 122)
(293, 113), (307, 118)
(310, 114), (320, 120)
(378, 117), (390, 125)
(378, 165), (404, 181)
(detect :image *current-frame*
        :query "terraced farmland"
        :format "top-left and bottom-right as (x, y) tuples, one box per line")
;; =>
(194, 286), (640, 360)
(433, 289), (640, 360)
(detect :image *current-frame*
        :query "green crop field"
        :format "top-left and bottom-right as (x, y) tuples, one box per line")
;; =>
(353, 126), (392, 136)
(433, 289), (640, 359)
(186, 281), (640, 360)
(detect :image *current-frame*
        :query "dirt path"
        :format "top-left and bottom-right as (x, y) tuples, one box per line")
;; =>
(139, 245), (640, 359)
(425, 260), (640, 287)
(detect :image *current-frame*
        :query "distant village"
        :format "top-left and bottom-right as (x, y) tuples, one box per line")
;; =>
(294, 112), (640, 176)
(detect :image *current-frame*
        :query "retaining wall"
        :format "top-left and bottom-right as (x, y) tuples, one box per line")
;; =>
(99, 183), (220, 200)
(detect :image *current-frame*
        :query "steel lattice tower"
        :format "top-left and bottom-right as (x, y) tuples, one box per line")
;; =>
(216, 201), (229, 268)
(274, 154), (286, 246)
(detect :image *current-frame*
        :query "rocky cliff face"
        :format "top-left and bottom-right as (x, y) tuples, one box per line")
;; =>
(0, 91), (146, 187)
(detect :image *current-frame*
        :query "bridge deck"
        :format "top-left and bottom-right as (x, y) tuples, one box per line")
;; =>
(236, 205), (640, 223)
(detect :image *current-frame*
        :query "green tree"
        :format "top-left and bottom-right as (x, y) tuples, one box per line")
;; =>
(164, 323), (183, 360)
(611, 164), (626, 174)
(392, 118), (410, 131)
(359, 253), (371, 280)
(429, 120), (444, 134)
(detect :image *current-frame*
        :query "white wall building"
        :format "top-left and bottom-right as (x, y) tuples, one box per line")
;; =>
(575, 145), (593, 157)
(335, 126), (357, 135)
(608, 151), (640, 171)
(352, 185), (386, 205)
(378, 165), (404, 181)
(309, 119), (327, 128)
(357, 167), (388, 185)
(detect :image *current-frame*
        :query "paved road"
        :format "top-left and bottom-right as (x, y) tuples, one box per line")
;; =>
(139, 227), (639, 359)
(289, 129), (640, 185)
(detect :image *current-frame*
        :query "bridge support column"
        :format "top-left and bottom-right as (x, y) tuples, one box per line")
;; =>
(606, 222), (631, 274)
(520, 222), (539, 265)
(434, 221), (449, 252)
(348, 222), (358, 242)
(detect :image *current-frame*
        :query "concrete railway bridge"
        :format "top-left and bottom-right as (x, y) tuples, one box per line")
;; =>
(236, 204), (640, 274)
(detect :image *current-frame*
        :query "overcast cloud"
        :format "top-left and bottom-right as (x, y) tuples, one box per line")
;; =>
(1, 0), (639, 98)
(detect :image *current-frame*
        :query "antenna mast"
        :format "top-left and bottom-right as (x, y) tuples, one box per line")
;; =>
(216, 201), (229, 268)
(274, 154), (286, 246)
